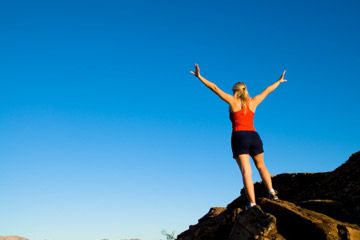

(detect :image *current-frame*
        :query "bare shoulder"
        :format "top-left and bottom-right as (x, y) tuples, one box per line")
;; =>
(248, 98), (257, 112)
(228, 98), (239, 112)
(228, 98), (237, 110)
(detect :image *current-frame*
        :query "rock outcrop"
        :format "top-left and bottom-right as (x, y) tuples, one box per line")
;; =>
(177, 151), (360, 240)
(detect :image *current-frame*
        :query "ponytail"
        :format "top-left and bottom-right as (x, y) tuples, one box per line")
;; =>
(232, 82), (250, 110)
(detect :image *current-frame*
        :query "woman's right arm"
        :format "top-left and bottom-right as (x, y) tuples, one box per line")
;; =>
(252, 69), (287, 107)
(190, 64), (234, 104)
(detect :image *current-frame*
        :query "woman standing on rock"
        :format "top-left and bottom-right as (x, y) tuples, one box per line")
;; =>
(190, 64), (286, 209)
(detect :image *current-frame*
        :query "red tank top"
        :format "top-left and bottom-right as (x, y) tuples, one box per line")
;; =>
(229, 107), (256, 132)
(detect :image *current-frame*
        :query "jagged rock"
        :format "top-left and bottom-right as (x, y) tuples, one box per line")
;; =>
(197, 207), (227, 224)
(258, 198), (360, 240)
(177, 207), (240, 240)
(271, 151), (360, 224)
(177, 151), (360, 240)
(298, 199), (357, 224)
(228, 205), (284, 240)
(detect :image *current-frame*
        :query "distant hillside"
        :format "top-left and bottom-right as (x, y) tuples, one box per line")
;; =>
(0, 236), (29, 240)
(178, 151), (360, 240)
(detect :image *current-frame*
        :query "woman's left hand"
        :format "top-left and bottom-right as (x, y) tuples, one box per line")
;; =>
(190, 64), (201, 78)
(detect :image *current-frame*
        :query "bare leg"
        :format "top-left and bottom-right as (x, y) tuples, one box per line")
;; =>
(235, 154), (256, 204)
(252, 153), (273, 191)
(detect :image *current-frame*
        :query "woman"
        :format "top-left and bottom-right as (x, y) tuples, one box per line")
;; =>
(190, 64), (287, 209)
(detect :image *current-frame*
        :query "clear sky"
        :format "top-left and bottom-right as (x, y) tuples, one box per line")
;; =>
(1, 0), (359, 239)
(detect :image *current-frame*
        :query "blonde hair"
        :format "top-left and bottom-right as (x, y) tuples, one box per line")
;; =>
(232, 82), (250, 110)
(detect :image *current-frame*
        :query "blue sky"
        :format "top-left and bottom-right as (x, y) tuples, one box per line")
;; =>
(1, 0), (359, 239)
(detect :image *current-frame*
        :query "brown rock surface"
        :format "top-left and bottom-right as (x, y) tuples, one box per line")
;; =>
(177, 207), (239, 240)
(177, 151), (360, 240)
(228, 205), (284, 240)
(258, 198), (360, 240)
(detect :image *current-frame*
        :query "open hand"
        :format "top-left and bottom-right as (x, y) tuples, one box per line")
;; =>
(279, 68), (287, 83)
(190, 64), (201, 78)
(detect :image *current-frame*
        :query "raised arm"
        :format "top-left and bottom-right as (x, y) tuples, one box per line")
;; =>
(252, 69), (287, 107)
(190, 64), (234, 104)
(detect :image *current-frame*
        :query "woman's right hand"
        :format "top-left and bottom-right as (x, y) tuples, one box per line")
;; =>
(190, 64), (201, 78)
(278, 68), (287, 83)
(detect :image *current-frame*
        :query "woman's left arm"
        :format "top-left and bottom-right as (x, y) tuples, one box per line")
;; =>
(252, 69), (287, 107)
(190, 64), (234, 104)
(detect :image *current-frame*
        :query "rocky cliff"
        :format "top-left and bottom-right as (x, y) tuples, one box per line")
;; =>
(177, 151), (360, 240)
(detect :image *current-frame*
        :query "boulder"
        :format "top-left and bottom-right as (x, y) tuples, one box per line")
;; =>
(228, 205), (284, 240)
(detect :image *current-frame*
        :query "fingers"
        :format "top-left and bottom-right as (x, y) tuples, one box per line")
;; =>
(279, 68), (286, 82)
(190, 63), (200, 76)
(195, 64), (200, 72)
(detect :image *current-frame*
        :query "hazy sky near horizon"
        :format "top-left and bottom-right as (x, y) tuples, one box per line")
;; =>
(1, 0), (359, 240)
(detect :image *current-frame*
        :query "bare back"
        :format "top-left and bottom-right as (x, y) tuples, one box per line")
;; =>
(229, 97), (257, 113)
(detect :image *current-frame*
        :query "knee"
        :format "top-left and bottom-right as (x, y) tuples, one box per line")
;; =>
(255, 162), (265, 170)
